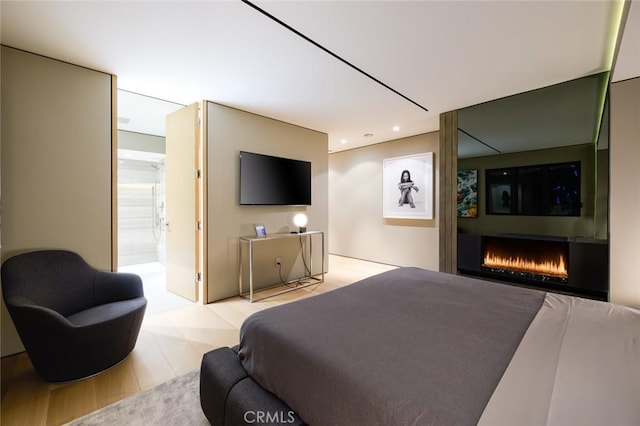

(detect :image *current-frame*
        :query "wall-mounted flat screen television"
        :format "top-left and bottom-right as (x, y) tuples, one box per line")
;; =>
(240, 151), (312, 206)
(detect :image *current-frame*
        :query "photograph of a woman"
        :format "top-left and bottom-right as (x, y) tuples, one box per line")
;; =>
(398, 169), (419, 208)
(383, 153), (433, 219)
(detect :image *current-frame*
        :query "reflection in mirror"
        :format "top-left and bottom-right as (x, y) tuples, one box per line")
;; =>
(455, 72), (610, 300)
(458, 72), (609, 159)
(457, 72), (609, 240)
(485, 161), (581, 216)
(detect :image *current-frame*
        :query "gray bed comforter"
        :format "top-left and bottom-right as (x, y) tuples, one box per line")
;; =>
(239, 267), (545, 425)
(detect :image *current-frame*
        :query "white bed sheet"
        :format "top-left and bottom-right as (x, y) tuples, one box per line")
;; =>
(479, 293), (640, 426)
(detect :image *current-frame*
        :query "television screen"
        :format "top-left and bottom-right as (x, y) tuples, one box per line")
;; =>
(240, 151), (311, 206)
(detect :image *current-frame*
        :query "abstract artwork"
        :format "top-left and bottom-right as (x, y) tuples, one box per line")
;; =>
(457, 169), (478, 217)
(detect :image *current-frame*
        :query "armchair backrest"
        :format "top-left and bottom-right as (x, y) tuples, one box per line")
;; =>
(1, 250), (97, 316)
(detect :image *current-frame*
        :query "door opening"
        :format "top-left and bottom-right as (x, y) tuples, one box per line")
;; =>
(116, 90), (195, 315)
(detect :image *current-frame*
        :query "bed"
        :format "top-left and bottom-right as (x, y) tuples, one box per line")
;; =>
(200, 267), (640, 425)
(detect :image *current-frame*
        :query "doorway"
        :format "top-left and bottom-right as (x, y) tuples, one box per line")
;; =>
(117, 90), (193, 315)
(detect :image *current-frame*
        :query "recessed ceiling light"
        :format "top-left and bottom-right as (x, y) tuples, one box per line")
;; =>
(392, 126), (400, 131)
(341, 139), (348, 144)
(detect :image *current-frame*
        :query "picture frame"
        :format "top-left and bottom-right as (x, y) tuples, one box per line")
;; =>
(253, 223), (267, 238)
(383, 152), (434, 219)
(488, 184), (513, 214)
(485, 168), (516, 215)
(457, 169), (478, 217)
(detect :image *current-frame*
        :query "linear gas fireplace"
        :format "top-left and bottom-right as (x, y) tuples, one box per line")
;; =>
(481, 236), (568, 284)
(458, 234), (608, 300)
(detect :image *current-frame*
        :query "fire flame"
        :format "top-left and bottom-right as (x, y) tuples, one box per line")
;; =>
(483, 251), (568, 278)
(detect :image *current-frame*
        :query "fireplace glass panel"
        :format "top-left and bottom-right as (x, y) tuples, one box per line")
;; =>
(481, 236), (569, 283)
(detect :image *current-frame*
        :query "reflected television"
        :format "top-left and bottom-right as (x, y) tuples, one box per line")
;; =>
(485, 161), (581, 216)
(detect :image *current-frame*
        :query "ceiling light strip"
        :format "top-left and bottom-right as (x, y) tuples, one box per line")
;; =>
(606, 0), (629, 80)
(241, 0), (429, 112)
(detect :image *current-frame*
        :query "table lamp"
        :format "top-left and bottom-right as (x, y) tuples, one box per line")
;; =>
(293, 213), (308, 233)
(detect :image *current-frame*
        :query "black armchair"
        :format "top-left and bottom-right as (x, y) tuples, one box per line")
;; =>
(1, 250), (147, 382)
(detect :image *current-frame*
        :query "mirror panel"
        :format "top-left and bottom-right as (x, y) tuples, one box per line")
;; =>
(458, 72), (609, 159)
(457, 72), (609, 240)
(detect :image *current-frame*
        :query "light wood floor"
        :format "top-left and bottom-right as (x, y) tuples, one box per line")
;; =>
(0, 255), (396, 425)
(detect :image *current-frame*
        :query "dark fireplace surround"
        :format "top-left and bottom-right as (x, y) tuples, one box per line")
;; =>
(458, 234), (608, 300)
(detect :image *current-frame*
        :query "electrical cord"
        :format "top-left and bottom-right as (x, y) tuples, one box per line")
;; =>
(277, 262), (296, 288)
(276, 235), (320, 290)
(299, 236), (312, 276)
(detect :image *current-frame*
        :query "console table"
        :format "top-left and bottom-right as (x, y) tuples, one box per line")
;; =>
(239, 231), (325, 302)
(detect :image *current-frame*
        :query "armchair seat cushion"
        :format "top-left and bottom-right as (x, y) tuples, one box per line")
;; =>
(67, 298), (148, 327)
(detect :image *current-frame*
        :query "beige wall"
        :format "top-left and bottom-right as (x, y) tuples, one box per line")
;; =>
(458, 143), (598, 238)
(1, 47), (114, 355)
(206, 103), (328, 302)
(610, 77), (640, 307)
(329, 133), (440, 270)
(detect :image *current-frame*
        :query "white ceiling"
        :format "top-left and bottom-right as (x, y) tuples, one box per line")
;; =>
(1, 1), (638, 153)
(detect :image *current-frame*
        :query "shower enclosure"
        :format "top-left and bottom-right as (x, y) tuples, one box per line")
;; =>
(117, 150), (166, 267)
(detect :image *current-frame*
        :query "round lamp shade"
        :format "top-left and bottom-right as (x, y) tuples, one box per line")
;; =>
(293, 213), (308, 233)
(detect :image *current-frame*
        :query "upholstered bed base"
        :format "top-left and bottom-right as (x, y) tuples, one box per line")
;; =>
(200, 346), (305, 426)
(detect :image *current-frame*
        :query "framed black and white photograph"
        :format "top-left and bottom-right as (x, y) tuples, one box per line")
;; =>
(253, 223), (267, 238)
(485, 168), (515, 215)
(383, 152), (434, 219)
(488, 184), (513, 214)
